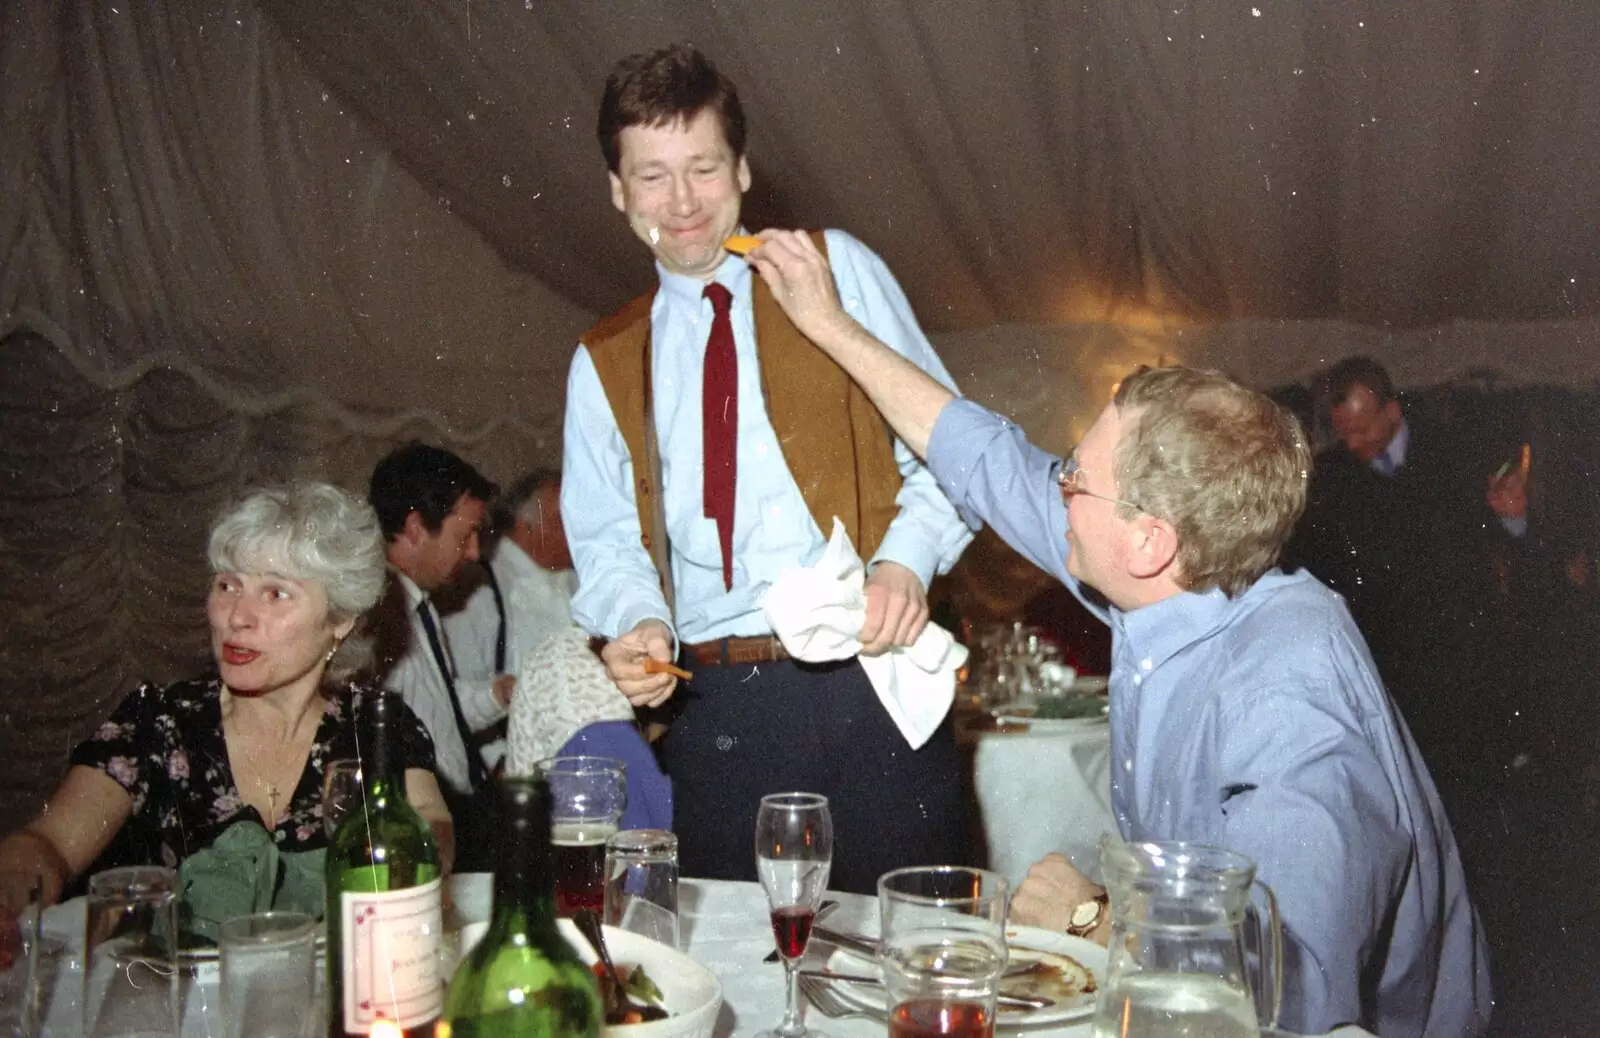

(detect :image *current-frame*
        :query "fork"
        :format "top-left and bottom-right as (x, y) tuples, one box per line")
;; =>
(798, 973), (876, 1021)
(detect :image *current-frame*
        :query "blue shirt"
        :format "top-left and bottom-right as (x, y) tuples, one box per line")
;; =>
(562, 230), (971, 643)
(927, 398), (1491, 1037)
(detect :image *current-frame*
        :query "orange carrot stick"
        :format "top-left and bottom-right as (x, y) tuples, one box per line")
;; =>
(643, 658), (693, 681)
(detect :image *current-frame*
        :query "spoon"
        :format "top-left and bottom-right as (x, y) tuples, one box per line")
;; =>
(573, 908), (669, 1023)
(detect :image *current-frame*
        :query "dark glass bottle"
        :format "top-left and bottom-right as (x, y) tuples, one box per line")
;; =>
(437, 777), (602, 1038)
(326, 692), (442, 1038)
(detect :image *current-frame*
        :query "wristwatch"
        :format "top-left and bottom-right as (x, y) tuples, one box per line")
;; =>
(1064, 891), (1110, 938)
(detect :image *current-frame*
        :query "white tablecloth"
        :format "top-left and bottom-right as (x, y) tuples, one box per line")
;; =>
(968, 716), (1117, 887)
(23, 878), (1373, 1038)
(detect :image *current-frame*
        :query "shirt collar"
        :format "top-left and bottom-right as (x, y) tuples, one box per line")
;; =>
(655, 246), (754, 308)
(1377, 416), (1410, 473)
(393, 569), (427, 611)
(494, 539), (556, 581)
(1113, 585), (1236, 673)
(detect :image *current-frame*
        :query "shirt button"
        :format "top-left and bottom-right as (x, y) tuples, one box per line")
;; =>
(1139, 658), (1153, 672)
(1132, 674), (1143, 686)
(756, 443), (769, 458)
(1124, 759), (1133, 772)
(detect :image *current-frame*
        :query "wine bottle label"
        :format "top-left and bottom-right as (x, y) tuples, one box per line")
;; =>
(340, 875), (444, 1032)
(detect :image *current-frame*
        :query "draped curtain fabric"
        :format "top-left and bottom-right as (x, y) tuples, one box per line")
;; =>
(5, 0), (1600, 830)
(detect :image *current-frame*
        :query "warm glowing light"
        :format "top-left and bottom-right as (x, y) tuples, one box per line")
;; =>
(371, 1020), (405, 1038)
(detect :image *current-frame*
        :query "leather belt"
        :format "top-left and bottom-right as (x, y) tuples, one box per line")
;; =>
(686, 635), (790, 668)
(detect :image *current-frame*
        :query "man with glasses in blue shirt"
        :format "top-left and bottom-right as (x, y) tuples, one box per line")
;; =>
(737, 229), (1491, 1037)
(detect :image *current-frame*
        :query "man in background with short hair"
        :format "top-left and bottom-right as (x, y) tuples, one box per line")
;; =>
(443, 469), (576, 746)
(1289, 356), (1530, 781)
(367, 442), (502, 870)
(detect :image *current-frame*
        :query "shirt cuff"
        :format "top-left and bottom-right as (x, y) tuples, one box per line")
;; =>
(455, 677), (509, 731)
(1499, 514), (1529, 538)
(613, 605), (681, 656)
(869, 525), (947, 590)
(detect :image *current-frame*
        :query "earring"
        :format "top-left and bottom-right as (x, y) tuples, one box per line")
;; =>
(325, 641), (340, 664)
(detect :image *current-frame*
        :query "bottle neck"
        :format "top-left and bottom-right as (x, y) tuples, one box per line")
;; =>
(493, 820), (559, 928)
(362, 712), (399, 802)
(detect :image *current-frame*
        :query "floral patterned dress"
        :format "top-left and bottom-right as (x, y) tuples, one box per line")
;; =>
(69, 676), (436, 868)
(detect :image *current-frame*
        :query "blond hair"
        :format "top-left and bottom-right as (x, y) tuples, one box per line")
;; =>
(1112, 366), (1310, 596)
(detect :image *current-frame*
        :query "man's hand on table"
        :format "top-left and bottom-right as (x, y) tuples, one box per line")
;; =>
(1011, 853), (1113, 947)
(860, 562), (930, 656)
(600, 619), (678, 708)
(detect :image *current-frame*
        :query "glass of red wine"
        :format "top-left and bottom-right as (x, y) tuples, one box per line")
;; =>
(878, 866), (1010, 1038)
(534, 755), (627, 917)
(755, 792), (833, 1038)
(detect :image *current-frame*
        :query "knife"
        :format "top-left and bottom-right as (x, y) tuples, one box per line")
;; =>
(796, 968), (1056, 1011)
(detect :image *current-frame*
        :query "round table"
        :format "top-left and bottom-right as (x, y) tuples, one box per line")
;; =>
(23, 878), (1374, 1038)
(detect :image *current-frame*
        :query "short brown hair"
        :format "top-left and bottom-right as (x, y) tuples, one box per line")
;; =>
(597, 44), (746, 173)
(1112, 366), (1310, 596)
(1323, 355), (1395, 407)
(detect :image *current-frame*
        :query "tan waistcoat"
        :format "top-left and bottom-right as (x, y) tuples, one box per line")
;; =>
(581, 234), (901, 612)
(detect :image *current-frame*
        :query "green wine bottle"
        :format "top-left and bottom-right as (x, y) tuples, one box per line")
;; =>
(326, 691), (443, 1038)
(437, 777), (602, 1038)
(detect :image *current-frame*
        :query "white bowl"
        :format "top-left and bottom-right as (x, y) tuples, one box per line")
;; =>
(443, 874), (722, 1038)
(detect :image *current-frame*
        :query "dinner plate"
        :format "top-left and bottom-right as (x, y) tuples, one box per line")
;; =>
(819, 924), (1104, 1028)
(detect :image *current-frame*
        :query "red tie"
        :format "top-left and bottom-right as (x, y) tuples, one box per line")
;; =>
(702, 282), (737, 591)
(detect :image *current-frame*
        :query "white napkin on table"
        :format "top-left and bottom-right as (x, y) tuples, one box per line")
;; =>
(759, 519), (967, 749)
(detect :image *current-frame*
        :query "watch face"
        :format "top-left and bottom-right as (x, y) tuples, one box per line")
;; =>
(1070, 900), (1099, 927)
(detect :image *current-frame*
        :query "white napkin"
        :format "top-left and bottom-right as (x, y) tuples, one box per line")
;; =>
(760, 519), (968, 749)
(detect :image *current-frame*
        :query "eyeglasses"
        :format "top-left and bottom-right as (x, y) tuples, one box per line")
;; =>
(1057, 452), (1146, 514)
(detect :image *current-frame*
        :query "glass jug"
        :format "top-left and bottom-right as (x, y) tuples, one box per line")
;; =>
(1091, 836), (1282, 1038)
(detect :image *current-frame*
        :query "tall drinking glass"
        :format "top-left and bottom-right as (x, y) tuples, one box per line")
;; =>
(320, 758), (363, 838)
(534, 756), (627, 916)
(878, 866), (1010, 1038)
(81, 866), (180, 1038)
(755, 792), (833, 1038)
(603, 829), (680, 949)
(218, 911), (318, 1038)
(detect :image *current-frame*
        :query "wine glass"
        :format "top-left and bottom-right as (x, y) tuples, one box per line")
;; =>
(321, 758), (363, 837)
(755, 792), (833, 1038)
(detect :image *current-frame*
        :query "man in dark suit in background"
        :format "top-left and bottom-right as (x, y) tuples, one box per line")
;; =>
(1288, 357), (1530, 786)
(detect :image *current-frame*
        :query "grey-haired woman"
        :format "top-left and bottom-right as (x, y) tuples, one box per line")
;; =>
(0, 482), (453, 918)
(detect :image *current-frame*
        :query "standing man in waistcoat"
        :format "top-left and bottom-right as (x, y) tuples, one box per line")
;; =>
(561, 44), (974, 893)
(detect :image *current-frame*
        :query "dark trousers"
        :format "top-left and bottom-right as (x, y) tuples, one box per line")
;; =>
(442, 784), (500, 874)
(659, 657), (971, 895)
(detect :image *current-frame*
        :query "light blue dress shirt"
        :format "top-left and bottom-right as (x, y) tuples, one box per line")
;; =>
(562, 230), (972, 644)
(926, 398), (1491, 1037)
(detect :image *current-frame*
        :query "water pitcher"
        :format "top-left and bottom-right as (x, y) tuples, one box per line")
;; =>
(1091, 836), (1282, 1038)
